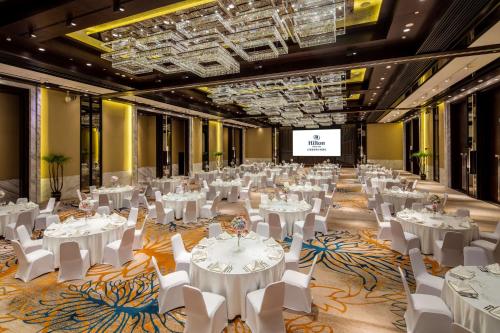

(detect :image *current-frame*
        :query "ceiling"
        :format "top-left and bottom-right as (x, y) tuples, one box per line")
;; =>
(0, 0), (498, 127)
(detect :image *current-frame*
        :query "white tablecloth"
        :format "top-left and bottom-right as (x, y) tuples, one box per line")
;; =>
(370, 177), (401, 191)
(210, 180), (242, 198)
(0, 202), (39, 236)
(382, 190), (427, 212)
(396, 209), (479, 254)
(195, 171), (219, 181)
(305, 175), (332, 186)
(162, 192), (206, 219)
(92, 186), (134, 209)
(286, 185), (322, 203)
(152, 178), (181, 193)
(43, 213), (127, 266)
(259, 200), (311, 235)
(442, 266), (500, 333)
(190, 236), (285, 319)
(243, 172), (267, 186)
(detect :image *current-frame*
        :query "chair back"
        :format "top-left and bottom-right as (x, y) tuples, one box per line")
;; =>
(184, 201), (197, 223)
(455, 208), (470, 218)
(154, 191), (162, 202)
(183, 285), (209, 319)
(260, 281), (285, 313)
(171, 233), (187, 260)
(373, 209), (384, 226)
(60, 241), (82, 265)
(144, 185), (154, 198)
(228, 186), (239, 201)
(303, 213), (315, 240)
(256, 222), (269, 238)
(130, 189), (140, 207)
(12, 240), (28, 266)
(16, 198), (28, 204)
(442, 193), (449, 209)
(268, 213), (282, 239)
(412, 180), (418, 190)
(151, 256), (165, 287)
(260, 175), (267, 186)
(411, 203), (424, 211)
(289, 233), (303, 259)
(16, 225), (32, 247)
(464, 246), (490, 266)
(97, 206), (110, 215)
(409, 248), (427, 279)
(208, 223), (223, 238)
(128, 207), (139, 224)
(442, 232), (464, 250)
(45, 198), (56, 212)
(398, 266), (414, 311)
(17, 210), (33, 230)
(390, 220), (406, 245)
(46, 214), (60, 226)
(381, 203), (392, 221)
(119, 228), (135, 251)
(295, 191), (304, 201)
(311, 198), (322, 214)
(203, 180), (209, 190)
(98, 194), (110, 207)
(155, 201), (165, 220)
(206, 186), (216, 200)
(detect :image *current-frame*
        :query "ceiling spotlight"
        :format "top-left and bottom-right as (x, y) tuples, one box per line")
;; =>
(405, 23), (414, 27)
(29, 31), (37, 38)
(189, 96), (194, 99)
(113, 0), (124, 12)
(414, 11), (420, 15)
(38, 47), (45, 52)
(385, 65), (391, 69)
(478, 79), (483, 83)
(5, 37), (12, 42)
(66, 14), (76, 27)
(376, 86), (381, 89)
(64, 91), (72, 103)
(402, 36), (407, 39)
(403, 28), (411, 33)
(86, 63), (92, 67)
(380, 77), (385, 80)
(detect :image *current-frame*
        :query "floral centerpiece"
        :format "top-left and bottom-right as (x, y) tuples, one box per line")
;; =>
(428, 194), (441, 213)
(110, 176), (119, 187)
(282, 186), (289, 202)
(231, 215), (247, 248)
(79, 198), (94, 219)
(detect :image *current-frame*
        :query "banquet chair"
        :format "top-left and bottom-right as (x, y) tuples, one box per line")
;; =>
(294, 213), (316, 242)
(412, 203), (424, 211)
(58, 241), (90, 282)
(123, 189), (140, 209)
(314, 204), (329, 235)
(244, 199), (260, 216)
(127, 207), (139, 228)
(451, 323), (474, 333)
(16, 197), (28, 204)
(102, 227), (135, 268)
(183, 201), (198, 224)
(152, 256), (190, 314)
(479, 221), (500, 243)
(266, 175), (276, 188)
(171, 233), (191, 272)
(373, 209), (392, 241)
(285, 233), (303, 271)
(41, 214), (60, 230)
(390, 220), (420, 255)
(239, 181), (251, 200)
(244, 208), (264, 232)
(154, 190), (163, 203)
(260, 193), (269, 205)
(374, 193), (384, 214)
(397, 266), (452, 333)
(16, 225), (43, 254)
(311, 198), (322, 215)
(96, 206), (111, 215)
(381, 203), (393, 221)
(245, 281), (285, 333)
(77, 189), (84, 201)
(409, 249), (444, 297)
(140, 195), (157, 219)
(202, 180), (209, 191)
(12, 240), (54, 282)
(133, 218), (147, 250)
(259, 175), (267, 189)
(463, 246), (492, 266)
(227, 186), (239, 203)
(268, 213), (287, 241)
(289, 193), (299, 202)
(470, 238), (500, 263)
(206, 186), (217, 201)
(39, 197), (56, 214)
(182, 285), (227, 333)
(208, 222), (223, 238)
(98, 194), (113, 210)
(455, 208), (470, 218)
(201, 194), (221, 219)
(281, 254), (318, 313)
(256, 222), (270, 238)
(317, 191), (327, 210)
(433, 232), (464, 267)
(5, 210), (34, 240)
(155, 201), (175, 226)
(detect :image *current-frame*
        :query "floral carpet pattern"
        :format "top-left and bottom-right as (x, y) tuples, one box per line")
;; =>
(0, 173), (446, 333)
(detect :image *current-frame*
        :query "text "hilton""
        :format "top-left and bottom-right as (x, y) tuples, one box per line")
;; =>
(308, 140), (325, 145)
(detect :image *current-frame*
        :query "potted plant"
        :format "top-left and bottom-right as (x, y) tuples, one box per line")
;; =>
(212, 151), (223, 170)
(42, 153), (70, 200)
(411, 150), (432, 180)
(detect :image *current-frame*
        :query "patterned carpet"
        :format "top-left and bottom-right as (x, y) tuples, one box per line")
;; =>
(0, 171), (447, 332)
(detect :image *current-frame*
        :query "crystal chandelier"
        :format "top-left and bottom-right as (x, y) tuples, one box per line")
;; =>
(208, 70), (347, 126)
(99, 0), (346, 78)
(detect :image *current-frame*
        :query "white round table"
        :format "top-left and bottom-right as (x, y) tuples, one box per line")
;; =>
(243, 172), (267, 186)
(259, 200), (311, 235)
(162, 192), (206, 219)
(92, 185), (134, 209)
(195, 171), (219, 181)
(396, 209), (480, 254)
(190, 235), (285, 320)
(370, 177), (401, 191)
(305, 175), (332, 186)
(152, 178), (181, 193)
(286, 185), (322, 203)
(210, 180), (241, 198)
(0, 202), (39, 236)
(43, 213), (127, 266)
(382, 189), (427, 212)
(442, 266), (500, 333)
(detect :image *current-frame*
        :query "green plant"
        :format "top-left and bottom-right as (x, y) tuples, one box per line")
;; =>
(212, 151), (223, 157)
(212, 151), (223, 169)
(411, 150), (432, 176)
(42, 154), (70, 194)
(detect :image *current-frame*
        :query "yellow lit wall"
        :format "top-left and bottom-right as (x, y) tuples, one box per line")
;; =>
(438, 103), (445, 170)
(138, 115), (156, 167)
(367, 123), (403, 169)
(192, 118), (203, 164)
(245, 128), (272, 160)
(102, 100), (132, 182)
(208, 120), (223, 161)
(223, 126), (229, 165)
(0, 92), (20, 181)
(420, 108), (434, 177)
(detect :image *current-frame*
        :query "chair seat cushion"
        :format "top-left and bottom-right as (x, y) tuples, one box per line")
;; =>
(404, 232), (419, 241)
(411, 294), (452, 317)
(470, 239), (496, 251)
(106, 240), (121, 250)
(159, 270), (189, 289)
(246, 288), (265, 311)
(282, 269), (309, 288)
(27, 249), (53, 262)
(202, 292), (226, 317)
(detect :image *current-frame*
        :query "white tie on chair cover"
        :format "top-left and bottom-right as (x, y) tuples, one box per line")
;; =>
(409, 248), (444, 297)
(285, 233), (303, 271)
(182, 285), (228, 333)
(245, 281), (285, 333)
(102, 227), (135, 267)
(282, 254), (318, 313)
(58, 241), (90, 282)
(171, 233), (191, 272)
(152, 256), (190, 314)
(12, 240), (54, 282)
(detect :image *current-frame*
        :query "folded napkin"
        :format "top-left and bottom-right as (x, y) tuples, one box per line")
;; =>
(490, 307), (500, 319)
(267, 248), (283, 260)
(244, 260), (266, 272)
(208, 262), (228, 273)
(245, 231), (258, 240)
(8, 202), (14, 206)
(450, 266), (475, 280)
(192, 250), (207, 262)
(449, 280), (478, 298)
(486, 263), (500, 275)
(264, 237), (280, 248)
(217, 231), (232, 240)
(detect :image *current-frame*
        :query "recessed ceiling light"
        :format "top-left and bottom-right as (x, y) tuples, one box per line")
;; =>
(460, 88), (465, 91)
(376, 86), (381, 89)
(86, 63), (92, 67)
(403, 28), (411, 33)
(478, 79), (483, 83)
(380, 77), (385, 80)
(445, 79), (449, 82)
(352, 51), (357, 55)
(385, 65), (391, 69)
(30, 33), (37, 38)
(38, 47), (45, 52)
(189, 96), (194, 99)
(119, 7), (125, 12)
(228, 3), (235, 9)
(414, 11), (420, 15)
(402, 36), (407, 39)
(5, 37), (12, 42)
(405, 23), (414, 27)
(70, 21), (77, 27)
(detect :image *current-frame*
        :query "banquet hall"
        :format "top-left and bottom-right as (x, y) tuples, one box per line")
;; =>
(0, 0), (499, 332)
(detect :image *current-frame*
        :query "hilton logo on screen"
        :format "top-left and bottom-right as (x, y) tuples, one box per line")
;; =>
(308, 134), (326, 152)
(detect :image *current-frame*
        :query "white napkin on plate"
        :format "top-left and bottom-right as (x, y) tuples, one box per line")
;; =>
(245, 231), (258, 240)
(449, 280), (478, 298)
(450, 266), (475, 280)
(486, 263), (500, 275)
(208, 261), (228, 273)
(267, 248), (283, 260)
(245, 260), (265, 272)
(217, 231), (232, 240)
(490, 307), (500, 319)
(192, 250), (207, 262)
